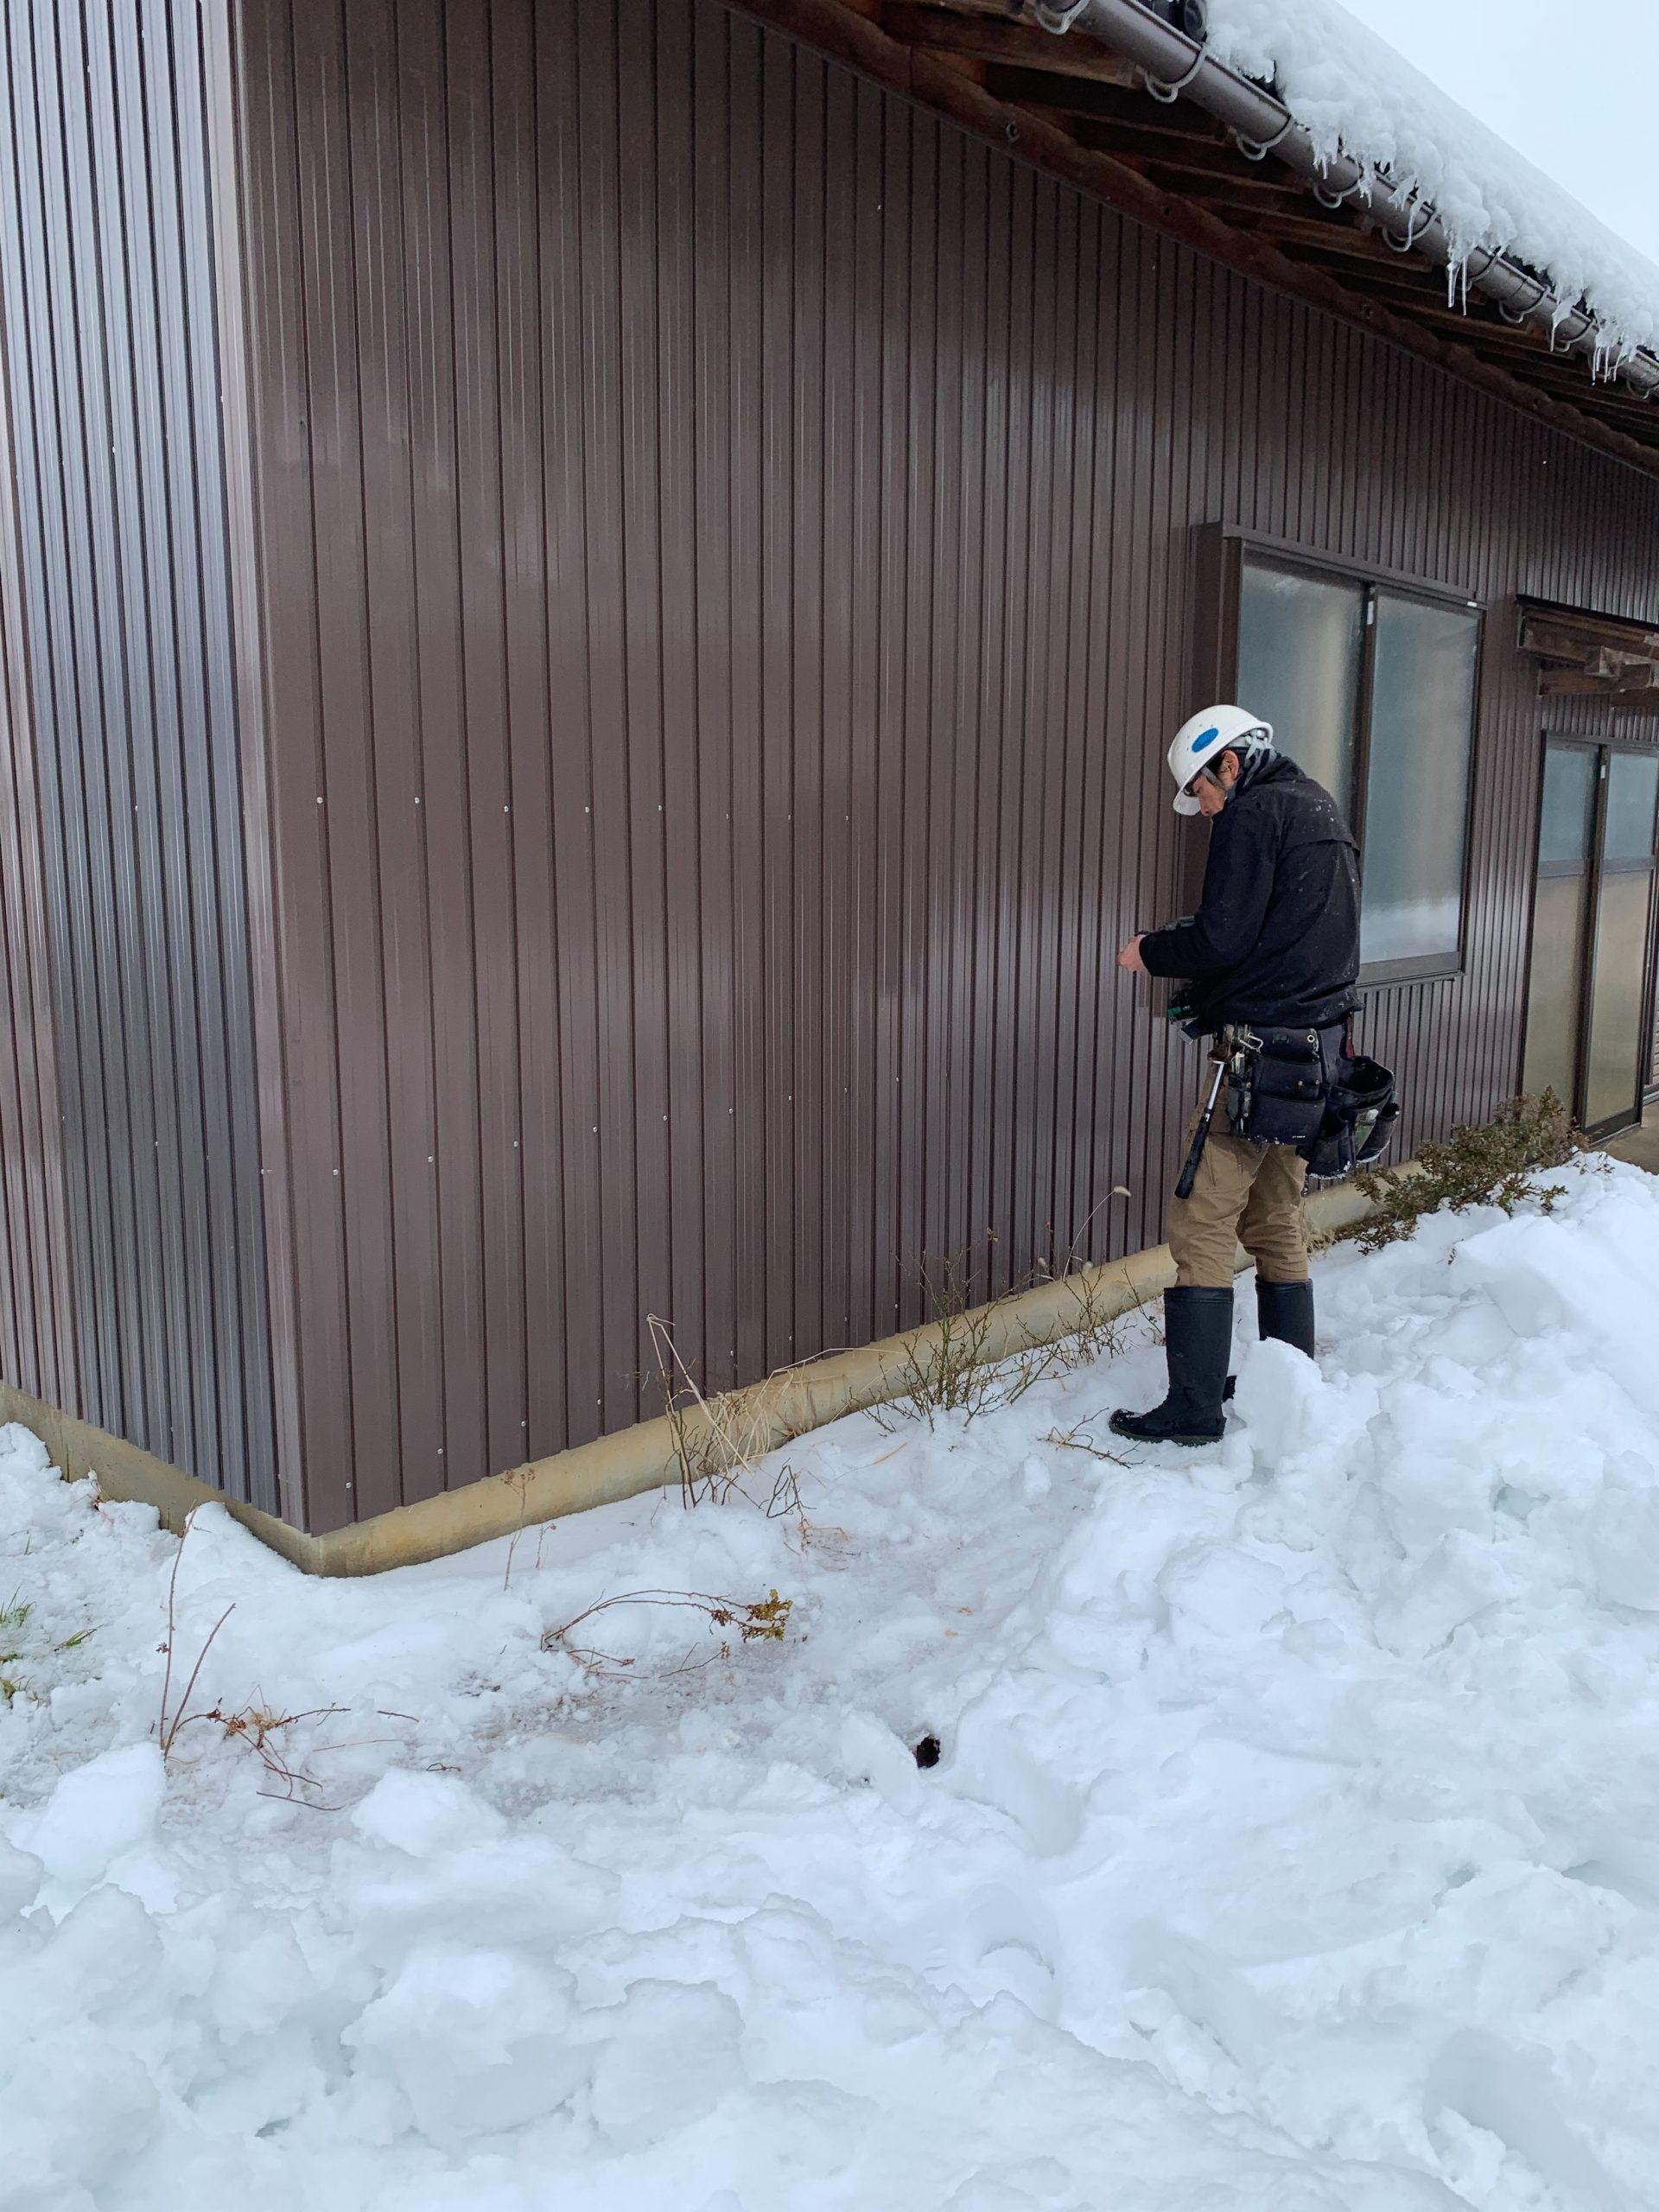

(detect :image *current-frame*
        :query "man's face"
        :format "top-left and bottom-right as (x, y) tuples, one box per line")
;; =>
(1188, 750), (1238, 819)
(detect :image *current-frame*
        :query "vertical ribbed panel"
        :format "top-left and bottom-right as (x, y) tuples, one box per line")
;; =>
(0, 0), (276, 1505)
(232, 0), (1659, 1531)
(0, 307), (75, 1414)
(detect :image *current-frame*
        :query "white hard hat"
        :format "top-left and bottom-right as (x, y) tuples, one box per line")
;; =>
(1167, 704), (1274, 815)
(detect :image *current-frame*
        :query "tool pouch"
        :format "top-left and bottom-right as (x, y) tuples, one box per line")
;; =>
(1226, 1024), (1338, 1149)
(1302, 1051), (1399, 1182)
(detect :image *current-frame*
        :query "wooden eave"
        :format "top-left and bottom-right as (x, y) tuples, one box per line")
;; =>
(721, 0), (1659, 480)
(1519, 599), (1659, 709)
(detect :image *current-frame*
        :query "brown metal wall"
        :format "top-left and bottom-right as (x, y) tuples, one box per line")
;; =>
(231, 0), (1659, 1533)
(0, 0), (277, 1507)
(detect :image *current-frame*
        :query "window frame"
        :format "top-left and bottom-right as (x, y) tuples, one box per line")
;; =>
(1519, 732), (1659, 1134)
(1199, 527), (1485, 989)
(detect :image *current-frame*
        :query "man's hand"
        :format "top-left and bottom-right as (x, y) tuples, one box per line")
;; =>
(1116, 934), (1147, 975)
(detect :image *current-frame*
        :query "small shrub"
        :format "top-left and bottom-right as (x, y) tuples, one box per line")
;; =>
(1045, 1271), (1133, 1374)
(872, 1256), (1057, 1430)
(1349, 1090), (1584, 1254)
(870, 1246), (1154, 1433)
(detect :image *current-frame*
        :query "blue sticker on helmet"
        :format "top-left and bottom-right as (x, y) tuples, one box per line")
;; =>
(1192, 726), (1219, 752)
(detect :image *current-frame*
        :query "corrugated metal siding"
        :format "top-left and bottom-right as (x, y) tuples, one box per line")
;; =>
(0, 314), (76, 1414)
(0, 0), (276, 1508)
(232, 0), (1659, 1533)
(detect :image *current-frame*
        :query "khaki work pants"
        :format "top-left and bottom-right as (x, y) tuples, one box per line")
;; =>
(1166, 1090), (1309, 1290)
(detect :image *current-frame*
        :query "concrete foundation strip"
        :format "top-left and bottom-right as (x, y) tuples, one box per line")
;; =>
(0, 1173), (1397, 1577)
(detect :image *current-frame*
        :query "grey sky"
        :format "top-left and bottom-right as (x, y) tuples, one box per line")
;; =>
(1336, 0), (1659, 267)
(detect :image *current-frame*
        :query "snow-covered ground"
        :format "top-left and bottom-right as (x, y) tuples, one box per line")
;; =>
(5, 1156), (1659, 2211)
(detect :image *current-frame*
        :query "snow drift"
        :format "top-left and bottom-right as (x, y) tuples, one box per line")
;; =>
(4, 1155), (1659, 2208)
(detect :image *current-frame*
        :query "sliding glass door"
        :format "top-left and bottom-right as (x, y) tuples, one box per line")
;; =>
(1523, 740), (1659, 1135)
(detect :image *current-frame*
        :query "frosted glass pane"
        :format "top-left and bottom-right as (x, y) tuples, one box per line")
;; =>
(1605, 752), (1659, 863)
(1522, 873), (1590, 1105)
(1537, 745), (1597, 870)
(1236, 562), (1363, 821)
(1359, 595), (1478, 966)
(1586, 868), (1655, 1126)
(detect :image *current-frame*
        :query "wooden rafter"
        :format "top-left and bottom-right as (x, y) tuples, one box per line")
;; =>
(1066, 128), (1306, 194)
(884, 4), (1139, 80)
(981, 64), (1209, 124)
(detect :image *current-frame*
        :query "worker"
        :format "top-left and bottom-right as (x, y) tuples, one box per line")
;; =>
(1110, 705), (1362, 1446)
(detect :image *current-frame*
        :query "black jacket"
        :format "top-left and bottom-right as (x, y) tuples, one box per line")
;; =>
(1137, 754), (1361, 1030)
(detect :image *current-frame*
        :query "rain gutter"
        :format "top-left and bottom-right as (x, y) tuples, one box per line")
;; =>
(1040, 0), (1659, 403)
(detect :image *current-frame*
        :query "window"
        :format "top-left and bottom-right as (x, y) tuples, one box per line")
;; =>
(1234, 551), (1481, 979)
(1236, 563), (1364, 823)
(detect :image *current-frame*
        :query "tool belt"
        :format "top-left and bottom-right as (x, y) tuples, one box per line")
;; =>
(1221, 1018), (1399, 1181)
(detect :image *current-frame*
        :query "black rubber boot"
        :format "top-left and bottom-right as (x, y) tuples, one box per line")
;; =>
(1256, 1277), (1316, 1359)
(1110, 1287), (1233, 1446)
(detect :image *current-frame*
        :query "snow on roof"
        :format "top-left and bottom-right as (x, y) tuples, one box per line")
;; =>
(1200, 0), (1659, 360)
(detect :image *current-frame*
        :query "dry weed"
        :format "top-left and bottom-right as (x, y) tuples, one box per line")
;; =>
(1046, 1421), (1130, 1467)
(646, 1315), (809, 1511)
(542, 1585), (794, 1680)
(156, 1517), (234, 1759)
